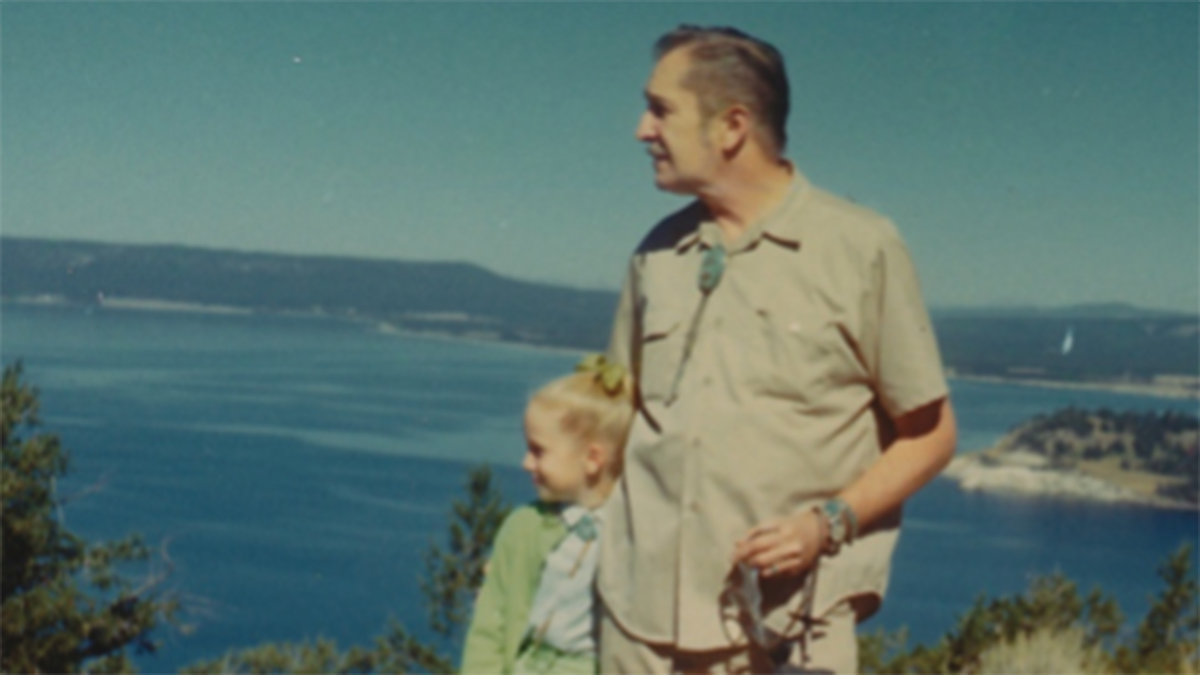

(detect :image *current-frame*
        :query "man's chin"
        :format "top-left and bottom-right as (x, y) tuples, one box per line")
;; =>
(652, 171), (681, 191)
(654, 176), (695, 195)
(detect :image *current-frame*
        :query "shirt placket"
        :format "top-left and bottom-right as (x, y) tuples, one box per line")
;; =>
(672, 241), (735, 645)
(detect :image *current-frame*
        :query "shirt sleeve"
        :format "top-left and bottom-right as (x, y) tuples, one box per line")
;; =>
(862, 228), (949, 419)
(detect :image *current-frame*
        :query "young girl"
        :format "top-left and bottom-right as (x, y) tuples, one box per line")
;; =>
(460, 354), (634, 675)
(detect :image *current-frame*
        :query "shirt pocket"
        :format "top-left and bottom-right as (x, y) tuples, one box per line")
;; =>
(751, 307), (863, 402)
(638, 305), (684, 403)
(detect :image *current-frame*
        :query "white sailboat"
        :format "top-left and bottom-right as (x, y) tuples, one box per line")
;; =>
(1061, 327), (1074, 355)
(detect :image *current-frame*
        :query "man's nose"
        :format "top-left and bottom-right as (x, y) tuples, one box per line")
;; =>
(635, 111), (655, 142)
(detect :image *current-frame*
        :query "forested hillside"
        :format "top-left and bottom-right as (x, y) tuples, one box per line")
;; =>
(1, 237), (617, 350)
(996, 407), (1199, 504)
(935, 311), (1198, 385)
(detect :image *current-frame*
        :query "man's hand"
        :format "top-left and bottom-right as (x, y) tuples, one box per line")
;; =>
(732, 509), (826, 579)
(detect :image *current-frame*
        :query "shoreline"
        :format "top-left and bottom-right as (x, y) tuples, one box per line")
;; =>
(950, 374), (1198, 401)
(943, 450), (1197, 512)
(373, 320), (587, 357)
(3, 295), (588, 357)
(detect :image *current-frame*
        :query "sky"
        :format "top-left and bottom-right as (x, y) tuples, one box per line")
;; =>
(4, 2), (1197, 312)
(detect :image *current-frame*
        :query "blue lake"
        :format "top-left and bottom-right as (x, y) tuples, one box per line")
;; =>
(3, 304), (1197, 672)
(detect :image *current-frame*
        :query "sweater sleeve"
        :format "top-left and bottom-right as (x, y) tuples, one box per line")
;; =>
(460, 508), (533, 674)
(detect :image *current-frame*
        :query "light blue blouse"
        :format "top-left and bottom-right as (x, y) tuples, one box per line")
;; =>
(523, 504), (603, 655)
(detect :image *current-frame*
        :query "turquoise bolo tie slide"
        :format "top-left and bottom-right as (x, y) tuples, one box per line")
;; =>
(574, 514), (598, 542)
(699, 244), (726, 294)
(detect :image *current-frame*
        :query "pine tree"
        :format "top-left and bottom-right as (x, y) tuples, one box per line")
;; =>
(2, 362), (179, 673)
(1114, 543), (1200, 674)
(859, 544), (1198, 674)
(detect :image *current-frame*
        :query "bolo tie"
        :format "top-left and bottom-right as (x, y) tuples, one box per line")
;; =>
(698, 242), (726, 294)
(664, 242), (726, 405)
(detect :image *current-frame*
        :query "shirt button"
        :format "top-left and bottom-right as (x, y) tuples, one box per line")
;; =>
(702, 376), (712, 386)
(690, 501), (701, 513)
(714, 317), (723, 328)
(692, 438), (701, 448)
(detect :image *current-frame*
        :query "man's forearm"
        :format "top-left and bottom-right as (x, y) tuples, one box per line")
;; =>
(838, 397), (957, 533)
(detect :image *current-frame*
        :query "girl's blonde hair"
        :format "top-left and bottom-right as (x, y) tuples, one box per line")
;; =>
(530, 355), (635, 478)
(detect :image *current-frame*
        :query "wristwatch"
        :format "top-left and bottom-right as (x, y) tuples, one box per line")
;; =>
(819, 498), (858, 555)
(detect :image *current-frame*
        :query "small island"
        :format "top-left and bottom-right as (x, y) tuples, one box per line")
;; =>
(943, 407), (1198, 509)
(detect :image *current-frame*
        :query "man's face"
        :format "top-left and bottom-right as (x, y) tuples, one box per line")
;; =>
(636, 48), (721, 195)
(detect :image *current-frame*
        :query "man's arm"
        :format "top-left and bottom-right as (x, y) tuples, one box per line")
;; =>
(839, 396), (956, 533)
(734, 397), (956, 578)
(736, 225), (955, 576)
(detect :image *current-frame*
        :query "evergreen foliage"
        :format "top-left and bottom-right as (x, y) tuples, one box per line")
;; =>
(1113, 545), (1200, 674)
(180, 465), (510, 674)
(1, 362), (179, 674)
(1004, 406), (1199, 504)
(860, 544), (1199, 674)
(421, 467), (512, 641)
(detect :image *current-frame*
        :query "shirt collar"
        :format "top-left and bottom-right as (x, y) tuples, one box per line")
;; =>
(560, 504), (588, 528)
(674, 168), (810, 255)
(560, 503), (603, 538)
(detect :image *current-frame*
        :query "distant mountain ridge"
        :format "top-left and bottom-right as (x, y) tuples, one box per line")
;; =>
(3, 237), (1197, 392)
(1, 236), (618, 350)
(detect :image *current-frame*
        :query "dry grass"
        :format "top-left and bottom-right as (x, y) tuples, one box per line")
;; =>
(979, 629), (1195, 672)
(1075, 456), (1176, 499)
(1183, 645), (1200, 675)
(976, 627), (1109, 675)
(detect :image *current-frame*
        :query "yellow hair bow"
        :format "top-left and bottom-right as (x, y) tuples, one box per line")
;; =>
(575, 353), (627, 397)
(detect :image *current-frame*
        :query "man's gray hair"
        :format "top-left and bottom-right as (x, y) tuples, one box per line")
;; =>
(654, 25), (790, 155)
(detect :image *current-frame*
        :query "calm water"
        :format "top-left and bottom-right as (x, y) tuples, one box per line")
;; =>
(3, 304), (1197, 671)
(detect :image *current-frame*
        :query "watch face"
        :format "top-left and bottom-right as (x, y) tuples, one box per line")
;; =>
(823, 501), (846, 545)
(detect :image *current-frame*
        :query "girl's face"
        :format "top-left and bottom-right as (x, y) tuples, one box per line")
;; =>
(521, 402), (590, 504)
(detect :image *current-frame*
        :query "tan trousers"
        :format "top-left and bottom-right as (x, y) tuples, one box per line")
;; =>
(598, 603), (859, 674)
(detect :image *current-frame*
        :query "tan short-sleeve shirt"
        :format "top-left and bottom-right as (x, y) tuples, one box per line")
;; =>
(599, 173), (949, 651)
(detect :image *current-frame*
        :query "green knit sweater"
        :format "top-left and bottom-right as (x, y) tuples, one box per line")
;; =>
(460, 502), (574, 674)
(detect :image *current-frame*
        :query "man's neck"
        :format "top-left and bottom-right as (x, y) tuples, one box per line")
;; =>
(698, 160), (794, 245)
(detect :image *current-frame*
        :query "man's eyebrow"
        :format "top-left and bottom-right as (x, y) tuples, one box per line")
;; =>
(644, 91), (669, 108)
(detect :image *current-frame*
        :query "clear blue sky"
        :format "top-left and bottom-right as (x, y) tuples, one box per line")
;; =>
(5, 3), (1197, 312)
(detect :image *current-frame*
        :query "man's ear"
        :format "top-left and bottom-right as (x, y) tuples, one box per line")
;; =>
(717, 104), (752, 156)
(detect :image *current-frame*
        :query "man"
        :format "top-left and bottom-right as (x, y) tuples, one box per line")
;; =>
(599, 26), (957, 674)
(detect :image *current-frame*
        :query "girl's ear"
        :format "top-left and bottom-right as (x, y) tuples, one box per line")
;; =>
(584, 441), (609, 478)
